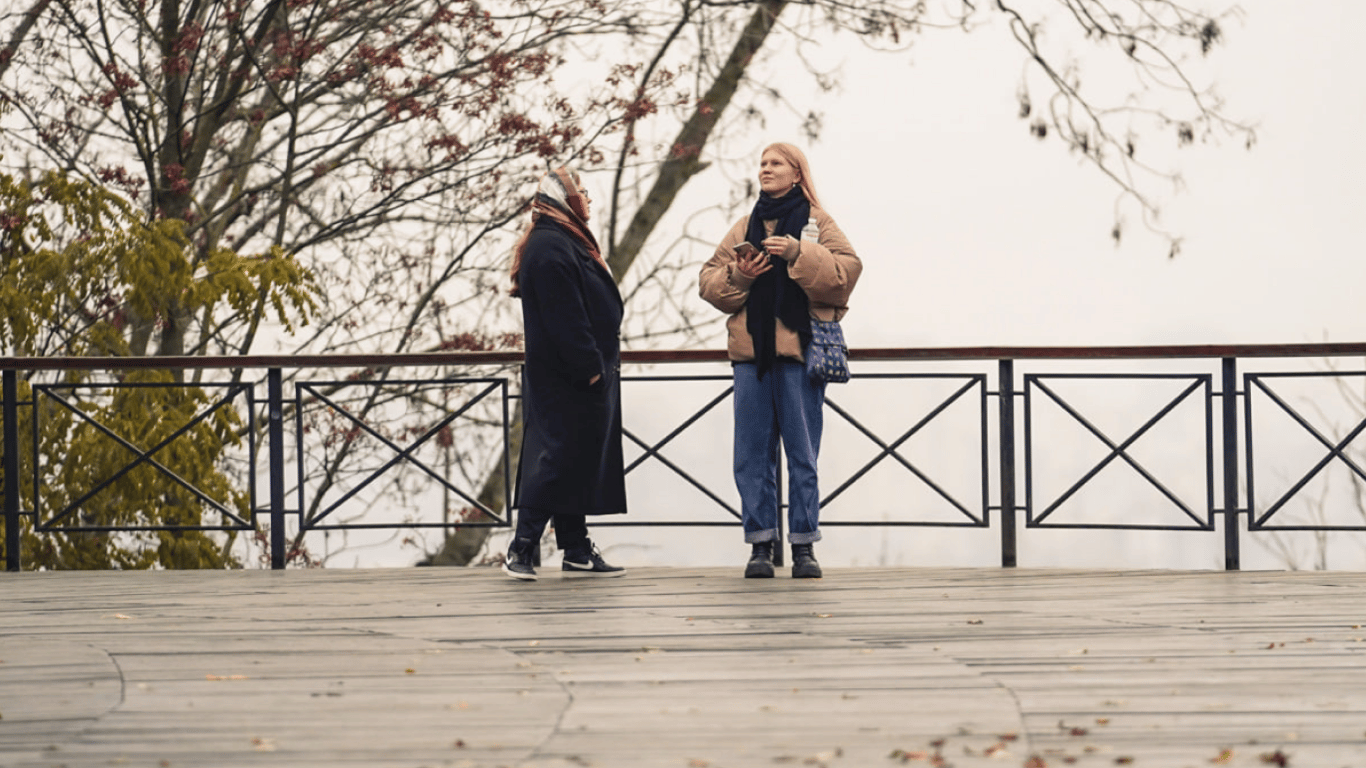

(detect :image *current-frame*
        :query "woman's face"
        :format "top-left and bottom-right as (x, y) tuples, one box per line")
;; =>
(758, 150), (800, 197)
(573, 176), (592, 221)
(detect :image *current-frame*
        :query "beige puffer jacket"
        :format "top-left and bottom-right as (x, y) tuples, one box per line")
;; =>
(698, 207), (862, 362)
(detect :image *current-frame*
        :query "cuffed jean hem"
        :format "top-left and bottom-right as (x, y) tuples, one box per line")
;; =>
(744, 528), (778, 544)
(788, 530), (822, 545)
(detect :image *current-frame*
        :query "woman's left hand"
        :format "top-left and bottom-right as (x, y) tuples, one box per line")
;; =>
(763, 235), (799, 262)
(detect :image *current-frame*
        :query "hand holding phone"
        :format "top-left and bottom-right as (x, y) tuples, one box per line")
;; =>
(733, 241), (759, 258)
(732, 241), (771, 279)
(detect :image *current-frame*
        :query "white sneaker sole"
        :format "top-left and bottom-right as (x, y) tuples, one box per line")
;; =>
(502, 564), (537, 581)
(561, 567), (627, 578)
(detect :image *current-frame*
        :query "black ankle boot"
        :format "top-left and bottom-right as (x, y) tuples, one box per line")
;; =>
(744, 541), (775, 579)
(791, 543), (822, 579)
(502, 537), (538, 581)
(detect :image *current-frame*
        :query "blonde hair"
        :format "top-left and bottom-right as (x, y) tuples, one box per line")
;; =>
(762, 142), (822, 210)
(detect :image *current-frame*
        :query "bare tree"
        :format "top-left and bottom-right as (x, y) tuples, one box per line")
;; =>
(2, 0), (1253, 567)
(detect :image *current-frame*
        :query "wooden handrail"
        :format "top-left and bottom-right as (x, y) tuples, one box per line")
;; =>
(4, 342), (1366, 371)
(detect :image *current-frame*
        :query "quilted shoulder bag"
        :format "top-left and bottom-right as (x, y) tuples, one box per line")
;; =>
(805, 318), (850, 384)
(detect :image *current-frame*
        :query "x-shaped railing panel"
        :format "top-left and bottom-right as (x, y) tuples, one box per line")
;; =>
(1024, 374), (1213, 530)
(295, 378), (509, 529)
(820, 374), (988, 526)
(1245, 372), (1366, 531)
(621, 375), (741, 522)
(619, 373), (988, 526)
(32, 382), (253, 531)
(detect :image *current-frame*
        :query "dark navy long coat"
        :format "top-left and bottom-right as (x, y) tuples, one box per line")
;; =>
(514, 219), (627, 516)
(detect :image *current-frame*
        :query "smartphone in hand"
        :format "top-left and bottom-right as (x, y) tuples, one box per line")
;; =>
(733, 242), (760, 258)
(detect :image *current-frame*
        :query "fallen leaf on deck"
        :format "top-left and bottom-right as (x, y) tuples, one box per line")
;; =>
(983, 742), (1010, 757)
(1211, 748), (1233, 763)
(1259, 749), (1289, 766)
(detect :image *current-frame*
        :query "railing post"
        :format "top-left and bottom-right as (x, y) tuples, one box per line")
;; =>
(268, 368), (287, 570)
(1221, 357), (1241, 571)
(4, 370), (20, 572)
(998, 359), (1017, 568)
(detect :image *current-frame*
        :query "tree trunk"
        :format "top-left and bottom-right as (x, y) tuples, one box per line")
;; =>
(608, 0), (787, 279)
(0, 0), (55, 82)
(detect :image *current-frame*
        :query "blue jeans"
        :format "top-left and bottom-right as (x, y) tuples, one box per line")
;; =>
(732, 360), (826, 545)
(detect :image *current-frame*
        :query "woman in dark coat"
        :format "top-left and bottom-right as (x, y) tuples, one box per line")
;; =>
(504, 166), (627, 581)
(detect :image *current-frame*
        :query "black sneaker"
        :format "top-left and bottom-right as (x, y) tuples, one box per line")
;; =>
(561, 542), (626, 577)
(502, 537), (538, 581)
(791, 543), (822, 579)
(744, 541), (775, 579)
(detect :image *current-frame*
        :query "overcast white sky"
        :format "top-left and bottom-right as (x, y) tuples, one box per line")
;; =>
(749, 0), (1366, 350)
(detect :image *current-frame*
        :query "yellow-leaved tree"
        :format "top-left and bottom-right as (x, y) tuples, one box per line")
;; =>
(1, 168), (315, 569)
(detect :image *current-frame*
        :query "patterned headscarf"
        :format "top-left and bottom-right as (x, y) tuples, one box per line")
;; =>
(509, 167), (609, 297)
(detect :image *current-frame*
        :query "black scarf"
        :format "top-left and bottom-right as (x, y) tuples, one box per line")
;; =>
(744, 188), (812, 380)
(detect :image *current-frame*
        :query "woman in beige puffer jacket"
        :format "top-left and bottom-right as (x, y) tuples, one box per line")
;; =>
(698, 142), (862, 579)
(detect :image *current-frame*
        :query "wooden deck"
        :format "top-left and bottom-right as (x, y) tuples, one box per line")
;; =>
(2, 566), (1365, 768)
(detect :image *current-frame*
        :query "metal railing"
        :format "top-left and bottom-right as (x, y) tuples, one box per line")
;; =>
(5, 343), (1366, 571)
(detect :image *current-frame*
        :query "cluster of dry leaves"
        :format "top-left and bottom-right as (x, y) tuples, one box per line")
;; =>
(886, 730), (1299, 767)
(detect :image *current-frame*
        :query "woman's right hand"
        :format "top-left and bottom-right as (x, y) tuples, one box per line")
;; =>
(734, 249), (772, 279)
